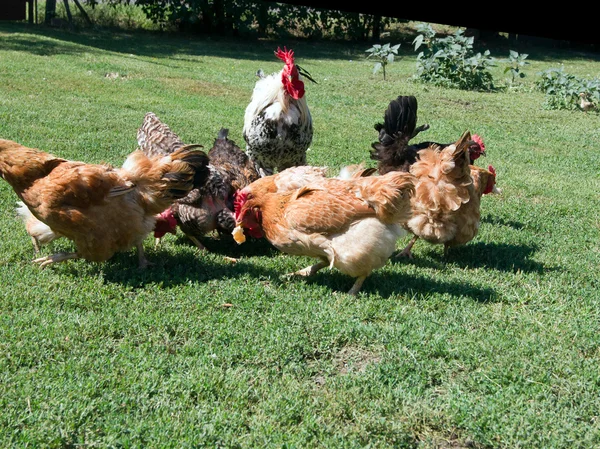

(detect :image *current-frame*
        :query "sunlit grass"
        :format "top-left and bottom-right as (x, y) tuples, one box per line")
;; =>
(0, 22), (599, 448)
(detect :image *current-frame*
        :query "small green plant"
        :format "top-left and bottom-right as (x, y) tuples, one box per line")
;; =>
(365, 43), (401, 80)
(536, 66), (600, 110)
(503, 50), (529, 85)
(412, 23), (495, 91)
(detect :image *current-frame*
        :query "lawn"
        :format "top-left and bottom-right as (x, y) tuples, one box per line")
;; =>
(0, 22), (599, 448)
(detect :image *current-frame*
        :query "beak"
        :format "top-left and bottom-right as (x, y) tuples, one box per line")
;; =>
(297, 64), (317, 84)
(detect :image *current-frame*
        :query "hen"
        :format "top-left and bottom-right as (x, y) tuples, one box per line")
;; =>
(243, 47), (316, 177)
(233, 170), (415, 295)
(137, 112), (259, 250)
(396, 131), (499, 259)
(370, 95), (486, 174)
(0, 138), (209, 267)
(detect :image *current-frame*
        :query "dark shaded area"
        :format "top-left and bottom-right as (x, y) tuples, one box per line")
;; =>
(394, 241), (551, 275)
(79, 237), (280, 289)
(481, 215), (525, 231)
(0, 22), (370, 63)
(277, 0), (600, 47)
(291, 268), (498, 302)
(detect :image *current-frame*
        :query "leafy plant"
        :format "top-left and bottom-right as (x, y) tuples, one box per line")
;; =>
(503, 50), (529, 85)
(536, 66), (600, 110)
(365, 43), (401, 80)
(412, 23), (495, 91)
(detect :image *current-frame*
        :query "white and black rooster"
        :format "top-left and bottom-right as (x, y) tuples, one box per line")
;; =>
(242, 47), (316, 177)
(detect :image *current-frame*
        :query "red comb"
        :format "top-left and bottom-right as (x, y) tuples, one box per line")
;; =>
(234, 190), (247, 220)
(488, 165), (496, 175)
(472, 134), (485, 152)
(275, 47), (295, 66)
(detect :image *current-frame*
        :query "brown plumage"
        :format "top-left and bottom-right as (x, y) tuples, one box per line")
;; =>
(0, 138), (209, 267)
(397, 131), (499, 258)
(234, 170), (415, 295)
(137, 112), (259, 251)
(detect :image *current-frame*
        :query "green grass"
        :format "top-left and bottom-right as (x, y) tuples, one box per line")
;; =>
(1, 22), (599, 448)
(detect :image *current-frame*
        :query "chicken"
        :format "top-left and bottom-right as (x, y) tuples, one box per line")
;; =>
(396, 131), (499, 259)
(579, 92), (596, 112)
(370, 95), (486, 175)
(233, 170), (415, 295)
(243, 47), (316, 177)
(137, 112), (259, 251)
(0, 138), (209, 267)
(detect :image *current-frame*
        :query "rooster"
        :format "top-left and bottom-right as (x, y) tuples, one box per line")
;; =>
(370, 95), (486, 175)
(137, 112), (259, 251)
(232, 170), (415, 295)
(396, 131), (499, 259)
(243, 47), (316, 177)
(0, 138), (209, 267)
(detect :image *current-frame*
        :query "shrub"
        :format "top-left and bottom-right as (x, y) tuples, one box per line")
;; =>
(503, 50), (529, 85)
(365, 43), (401, 80)
(536, 67), (600, 110)
(413, 23), (495, 91)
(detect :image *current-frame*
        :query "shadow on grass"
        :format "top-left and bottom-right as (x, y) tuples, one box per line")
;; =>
(481, 215), (525, 230)
(290, 269), (498, 302)
(86, 235), (280, 288)
(0, 22), (369, 64)
(392, 241), (549, 275)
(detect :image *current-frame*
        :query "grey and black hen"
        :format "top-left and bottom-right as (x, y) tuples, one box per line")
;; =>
(137, 112), (259, 251)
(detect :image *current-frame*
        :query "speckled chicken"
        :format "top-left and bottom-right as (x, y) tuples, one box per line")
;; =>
(243, 47), (316, 177)
(137, 112), (259, 250)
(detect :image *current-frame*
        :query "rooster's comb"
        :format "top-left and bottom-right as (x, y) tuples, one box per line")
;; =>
(472, 134), (485, 152)
(234, 190), (248, 221)
(275, 47), (295, 66)
(488, 165), (496, 176)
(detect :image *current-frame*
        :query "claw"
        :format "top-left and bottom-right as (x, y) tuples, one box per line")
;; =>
(32, 252), (79, 268)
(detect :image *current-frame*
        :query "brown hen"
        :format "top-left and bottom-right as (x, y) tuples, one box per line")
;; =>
(234, 170), (415, 295)
(397, 131), (499, 258)
(0, 138), (209, 267)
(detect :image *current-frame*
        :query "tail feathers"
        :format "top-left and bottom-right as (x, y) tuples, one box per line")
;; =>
(137, 112), (186, 157)
(15, 202), (62, 249)
(381, 95), (418, 144)
(217, 128), (229, 140)
(121, 145), (210, 214)
(337, 163), (377, 180)
(355, 171), (415, 224)
(370, 96), (420, 174)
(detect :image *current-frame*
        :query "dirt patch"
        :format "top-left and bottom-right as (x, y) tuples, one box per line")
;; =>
(333, 345), (382, 376)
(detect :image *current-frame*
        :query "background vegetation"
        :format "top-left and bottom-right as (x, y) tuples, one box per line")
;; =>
(0, 14), (599, 449)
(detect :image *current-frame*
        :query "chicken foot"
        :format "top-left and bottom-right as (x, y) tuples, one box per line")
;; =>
(286, 260), (328, 278)
(347, 276), (367, 296)
(395, 235), (419, 259)
(32, 252), (79, 268)
(137, 243), (154, 269)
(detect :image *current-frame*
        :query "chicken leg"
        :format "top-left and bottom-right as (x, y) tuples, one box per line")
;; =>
(347, 276), (367, 296)
(395, 235), (419, 259)
(287, 260), (328, 278)
(32, 252), (79, 268)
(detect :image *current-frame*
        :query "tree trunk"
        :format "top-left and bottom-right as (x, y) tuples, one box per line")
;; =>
(257, 2), (268, 37)
(372, 15), (381, 41)
(62, 0), (73, 24)
(71, 0), (92, 25)
(44, 0), (56, 24)
(213, 0), (224, 34)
